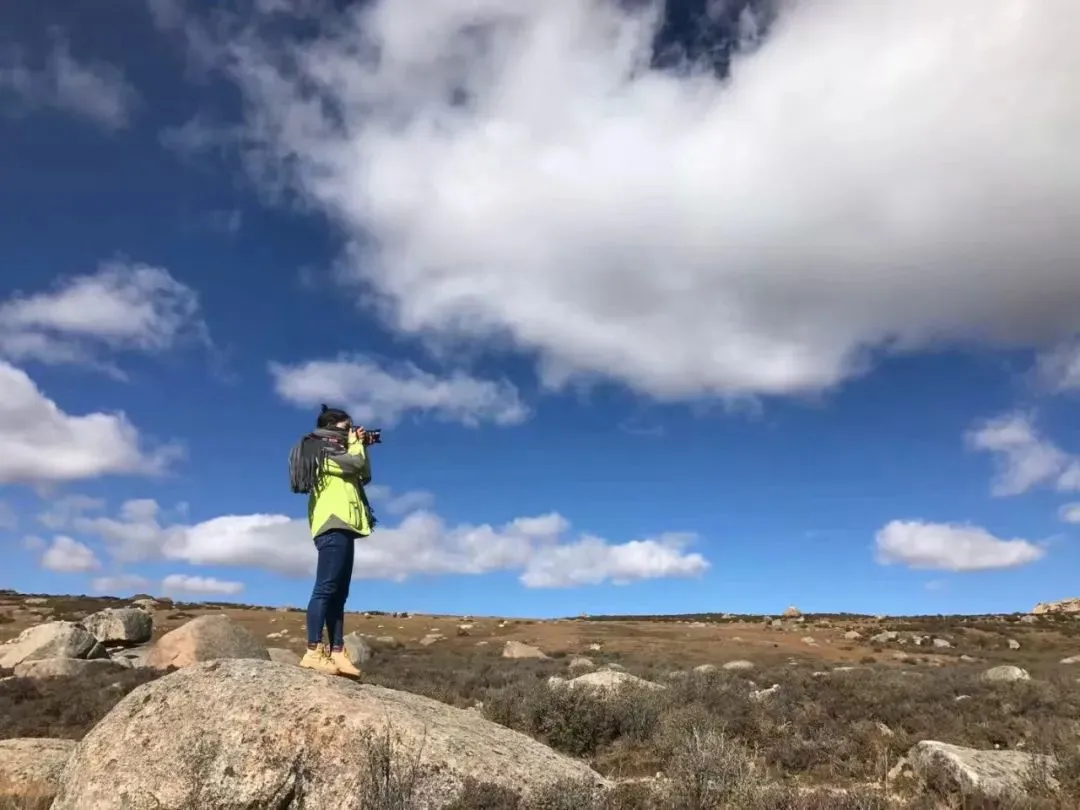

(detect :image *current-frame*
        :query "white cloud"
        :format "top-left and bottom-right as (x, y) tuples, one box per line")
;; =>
(0, 35), (138, 130)
(366, 484), (435, 515)
(966, 412), (1080, 496)
(0, 262), (208, 373)
(176, 0), (1080, 403)
(0, 501), (17, 531)
(72, 497), (709, 587)
(520, 532), (708, 588)
(161, 573), (245, 596)
(0, 362), (183, 485)
(37, 495), (106, 531)
(269, 354), (529, 426)
(1058, 503), (1080, 525)
(1036, 341), (1080, 393)
(40, 536), (101, 573)
(875, 519), (1046, 572)
(90, 573), (150, 595)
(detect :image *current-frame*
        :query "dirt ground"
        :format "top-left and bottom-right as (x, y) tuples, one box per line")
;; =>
(3, 590), (1078, 675)
(4, 590), (1080, 808)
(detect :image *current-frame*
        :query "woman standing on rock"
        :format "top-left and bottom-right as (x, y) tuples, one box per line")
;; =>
(288, 404), (377, 678)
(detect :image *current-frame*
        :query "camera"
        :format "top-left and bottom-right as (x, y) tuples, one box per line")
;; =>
(364, 429), (382, 445)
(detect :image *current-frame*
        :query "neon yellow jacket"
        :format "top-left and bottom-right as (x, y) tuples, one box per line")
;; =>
(307, 429), (373, 538)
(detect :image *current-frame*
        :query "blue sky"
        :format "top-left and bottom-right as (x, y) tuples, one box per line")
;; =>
(2, 0), (1079, 617)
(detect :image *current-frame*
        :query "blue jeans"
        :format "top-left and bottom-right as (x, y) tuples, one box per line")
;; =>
(306, 529), (355, 648)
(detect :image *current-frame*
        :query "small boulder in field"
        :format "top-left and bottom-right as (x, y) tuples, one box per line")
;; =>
(559, 670), (665, 693)
(13, 657), (127, 679)
(50, 659), (609, 809)
(0, 621), (106, 668)
(342, 632), (374, 666)
(782, 605), (802, 618)
(908, 741), (1056, 798)
(567, 656), (595, 672)
(81, 607), (153, 645)
(145, 615), (270, 669)
(722, 659), (755, 671)
(980, 665), (1030, 683)
(0, 738), (76, 803)
(502, 641), (548, 660)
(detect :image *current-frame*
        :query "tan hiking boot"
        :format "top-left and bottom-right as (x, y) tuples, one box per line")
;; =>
(300, 644), (339, 675)
(330, 648), (362, 679)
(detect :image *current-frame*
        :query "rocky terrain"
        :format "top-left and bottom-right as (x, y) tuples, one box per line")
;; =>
(2, 591), (1080, 808)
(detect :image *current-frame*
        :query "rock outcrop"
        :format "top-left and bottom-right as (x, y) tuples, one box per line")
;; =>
(908, 741), (1056, 797)
(1032, 597), (1080, 615)
(0, 621), (106, 668)
(81, 607), (153, 645)
(51, 659), (608, 809)
(0, 738), (75, 803)
(13, 657), (127, 679)
(502, 640), (548, 659)
(145, 615), (270, 669)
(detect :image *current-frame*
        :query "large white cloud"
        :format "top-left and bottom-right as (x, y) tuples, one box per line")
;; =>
(164, 0), (1080, 402)
(875, 519), (1046, 572)
(0, 361), (183, 485)
(161, 573), (245, 596)
(966, 412), (1080, 497)
(0, 33), (138, 130)
(0, 262), (208, 374)
(56, 489), (709, 588)
(1058, 503), (1080, 525)
(40, 536), (102, 573)
(269, 354), (529, 426)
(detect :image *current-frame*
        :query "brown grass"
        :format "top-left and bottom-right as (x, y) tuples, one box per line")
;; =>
(3, 592), (1080, 808)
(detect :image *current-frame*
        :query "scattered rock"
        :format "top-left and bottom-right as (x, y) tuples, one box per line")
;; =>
(81, 607), (153, 645)
(908, 740), (1056, 798)
(932, 638), (952, 648)
(419, 633), (445, 647)
(145, 615), (270, 669)
(782, 605), (802, 618)
(567, 656), (595, 672)
(981, 665), (1030, 683)
(0, 621), (107, 668)
(0, 738), (76, 803)
(502, 641), (548, 660)
(267, 648), (301, 665)
(343, 632), (374, 665)
(112, 644), (152, 668)
(801, 636), (817, 645)
(1007, 639), (1021, 650)
(1032, 597), (1080, 615)
(843, 630), (862, 640)
(23, 597), (48, 606)
(870, 631), (898, 644)
(693, 663), (717, 674)
(750, 684), (780, 700)
(722, 659), (755, 671)
(51, 659), (608, 809)
(13, 657), (127, 679)
(559, 670), (665, 693)
(1060, 654), (1080, 664)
